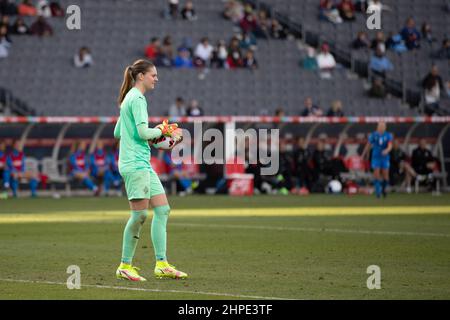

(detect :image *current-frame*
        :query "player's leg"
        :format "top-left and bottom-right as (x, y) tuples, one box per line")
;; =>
(149, 170), (187, 279)
(24, 171), (39, 198)
(2, 169), (10, 189)
(103, 169), (113, 195)
(381, 169), (389, 198)
(10, 172), (20, 197)
(372, 158), (382, 198)
(116, 171), (151, 281)
(75, 171), (98, 193)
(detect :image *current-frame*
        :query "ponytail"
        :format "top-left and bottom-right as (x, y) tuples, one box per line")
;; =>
(117, 59), (155, 106)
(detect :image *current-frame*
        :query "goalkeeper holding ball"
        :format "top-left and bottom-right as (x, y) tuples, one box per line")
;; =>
(113, 59), (187, 281)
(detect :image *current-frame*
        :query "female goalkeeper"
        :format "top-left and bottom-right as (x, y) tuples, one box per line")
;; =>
(114, 59), (187, 281)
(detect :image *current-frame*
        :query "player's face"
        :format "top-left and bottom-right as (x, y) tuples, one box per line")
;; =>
(143, 66), (158, 91)
(377, 123), (386, 133)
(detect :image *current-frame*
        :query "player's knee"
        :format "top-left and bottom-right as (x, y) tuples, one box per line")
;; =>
(154, 205), (170, 217)
(137, 210), (148, 224)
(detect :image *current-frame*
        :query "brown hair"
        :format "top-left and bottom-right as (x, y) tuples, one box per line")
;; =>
(117, 59), (155, 106)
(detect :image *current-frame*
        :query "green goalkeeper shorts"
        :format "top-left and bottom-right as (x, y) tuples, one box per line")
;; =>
(121, 169), (166, 200)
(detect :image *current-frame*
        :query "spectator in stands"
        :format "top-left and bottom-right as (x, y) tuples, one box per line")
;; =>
(194, 37), (214, 68)
(371, 31), (386, 54)
(316, 43), (337, 78)
(0, 141), (11, 191)
(389, 139), (416, 193)
(447, 81), (450, 98)
(239, 4), (258, 35)
(369, 47), (393, 78)
(8, 140), (39, 198)
(145, 37), (161, 62)
(239, 31), (257, 50)
(0, 0), (18, 15)
(174, 47), (194, 68)
(0, 14), (11, 32)
(167, 0), (179, 19)
(338, 0), (356, 21)
(18, 0), (37, 16)
(49, 1), (64, 17)
(37, 0), (52, 18)
(227, 36), (243, 69)
(255, 10), (270, 39)
(411, 139), (440, 190)
(169, 97), (186, 117)
(73, 47), (93, 68)
(422, 65), (445, 115)
(68, 140), (99, 195)
(433, 38), (450, 60)
(400, 17), (421, 50)
(301, 46), (318, 71)
(90, 140), (113, 196)
(369, 77), (387, 98)
(0, 24), (11, 58)
(293, 137), (312, 192)
(11, 17), (29, 35)
(243, 49), (258, 70)
(223, 0), (244, 23)
(352, 31), (370, 49)
(181, 0), (197, 21)
(30, 15), (53, 37)
(385, 32), (408, 54)
(327, 100), (344, 117)
(186, 99), (204, 116)
(270, 19), (287, 40)
(210, 40), (228, 69)
(319, 0), (343, 24)
(159, 35), (174, 67)
(421, 22), (436, 46)
(275, 107), (285, 117)
(301, 97), (323, 116)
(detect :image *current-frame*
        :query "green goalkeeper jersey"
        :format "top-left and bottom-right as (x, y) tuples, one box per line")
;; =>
(114, 87), (158, 173)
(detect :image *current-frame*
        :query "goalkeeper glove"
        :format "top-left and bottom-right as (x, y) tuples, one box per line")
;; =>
(156, 119), (178, 137)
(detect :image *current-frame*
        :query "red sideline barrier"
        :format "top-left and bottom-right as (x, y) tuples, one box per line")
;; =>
(0, 116), (450, 124)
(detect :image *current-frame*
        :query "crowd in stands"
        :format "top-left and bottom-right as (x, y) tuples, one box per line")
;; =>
(0, 0), (65, 58)
(0, 0), (64, 58)
(168, 96), (204, 117)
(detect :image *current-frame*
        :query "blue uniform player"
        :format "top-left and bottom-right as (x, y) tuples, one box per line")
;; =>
(362, 122), (393, 198)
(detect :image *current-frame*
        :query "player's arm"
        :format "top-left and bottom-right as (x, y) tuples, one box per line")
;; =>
(382, 134), (393, 156)
(382, 141), (393, 156)
(131, 98), (163, 141)
(114, 117), (121, 140)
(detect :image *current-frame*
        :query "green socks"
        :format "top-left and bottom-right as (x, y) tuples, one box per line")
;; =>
(120, 205), (170, 264)
(121, 210), (148, 264)
(151, 205), (170, 261)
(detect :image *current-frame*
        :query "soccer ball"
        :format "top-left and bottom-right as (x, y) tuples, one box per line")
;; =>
(151, 136), (176, 150)
(328, 180), (342, 194)
(151, 128), (183, 150)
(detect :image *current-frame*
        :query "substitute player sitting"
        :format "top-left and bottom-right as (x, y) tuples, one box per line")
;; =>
(8, 141), (39, 198)
(362, 122), (393, 198)
(68, 140), (99, 195)
(90, 140), (113, 196)
(0, 141), (11, 192)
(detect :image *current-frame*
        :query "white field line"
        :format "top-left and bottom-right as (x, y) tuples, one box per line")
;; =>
(0, 278), (296, 300)
(170, 223), (450, 238)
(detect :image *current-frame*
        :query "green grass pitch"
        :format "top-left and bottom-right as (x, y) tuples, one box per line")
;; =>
(0, 194), (449, 300)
